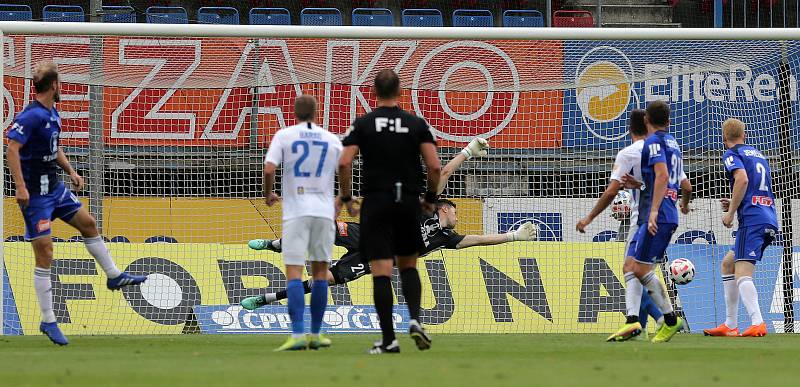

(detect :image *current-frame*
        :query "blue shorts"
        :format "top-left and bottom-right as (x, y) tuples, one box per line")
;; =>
(630, 223), (677, 264)
(734, 225), (777, 263)
(19, 182), (82, 241)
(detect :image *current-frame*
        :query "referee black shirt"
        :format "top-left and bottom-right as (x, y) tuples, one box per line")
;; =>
(342, 106), (435, 195)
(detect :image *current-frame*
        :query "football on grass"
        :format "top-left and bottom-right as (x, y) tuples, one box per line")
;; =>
(669, 258), (695, 285)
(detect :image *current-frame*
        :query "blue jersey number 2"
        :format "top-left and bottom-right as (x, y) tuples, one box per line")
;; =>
(291, 140), (329, 177)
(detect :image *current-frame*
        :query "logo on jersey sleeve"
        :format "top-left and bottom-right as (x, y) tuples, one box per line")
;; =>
(725, 156), (735, 167)
(12, 122), (23, 134)
(648, 143), (661, 158)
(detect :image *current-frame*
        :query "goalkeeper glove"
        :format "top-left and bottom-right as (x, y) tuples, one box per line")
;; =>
(461, 137), (490, 160)
(506, 221), (538, 241)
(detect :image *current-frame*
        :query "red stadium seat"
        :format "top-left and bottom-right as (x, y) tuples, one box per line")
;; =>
(552, 10), (594, 27)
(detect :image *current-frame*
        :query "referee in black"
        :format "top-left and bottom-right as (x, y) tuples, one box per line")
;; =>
(337, 69), (441, 354)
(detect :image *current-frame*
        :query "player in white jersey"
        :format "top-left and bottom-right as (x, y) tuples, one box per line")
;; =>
(577, 110), (664, 339)
(262, 95), (343, 351)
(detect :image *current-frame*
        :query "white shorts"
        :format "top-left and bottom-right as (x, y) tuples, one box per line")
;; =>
(281, 216), (335, 266)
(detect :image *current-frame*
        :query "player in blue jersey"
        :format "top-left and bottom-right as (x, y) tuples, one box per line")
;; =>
(6, 62), (147, 346)
(607, 101), (692, 343)
(703, 118), (778, 338)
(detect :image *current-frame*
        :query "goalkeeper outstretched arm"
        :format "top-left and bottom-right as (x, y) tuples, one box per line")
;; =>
(437, 137), (489, 194)
(456, 221), (538, 248)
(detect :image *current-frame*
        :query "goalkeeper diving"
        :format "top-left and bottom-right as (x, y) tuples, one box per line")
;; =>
(241, 138), (539, 309)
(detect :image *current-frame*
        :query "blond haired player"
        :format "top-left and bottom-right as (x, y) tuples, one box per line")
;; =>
(703, 119), (778, 338)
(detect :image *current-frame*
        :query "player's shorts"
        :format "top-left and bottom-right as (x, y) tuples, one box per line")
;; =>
(359, 193), (424, 261)
(631, 222), (677, 264)
(281, 216), (335, 266)
(330, 251), (370, 284)
(19, 181), (82, 241)
(734, 225), (777, 263)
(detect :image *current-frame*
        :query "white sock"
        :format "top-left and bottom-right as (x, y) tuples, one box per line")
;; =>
(264, 293), (278, 303)
(624, 272), (643, 317)
(640, 271), (673, 314)
(272, 239), (282, 249)
(737, 276), (763, 326)
(722, 274), (739, 328)
(84, 236), (122, 278)
(34, 267), (56, 323)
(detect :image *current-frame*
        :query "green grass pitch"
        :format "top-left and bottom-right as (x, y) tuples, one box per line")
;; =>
(1, 333), (798, 387)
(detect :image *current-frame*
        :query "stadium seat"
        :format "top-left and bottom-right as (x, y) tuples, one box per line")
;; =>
(4, 235), (25, 242)
(146, 6), (188, 24)
(352, 8), (393, 26)
(249, 8), (291, 25)
(401, 9), (443, 27)
(198, 7), (240, 25)
(51, 237), (66, 242)
(67, 236), (83, 243)
(452, 9), (493, 27)
(300, 8), (343, 26)
(0, 4), (32, 21)
(42, 5), (85, 22)
(110, 236), (131, 243)
(145, 236), (178, 243)
(552, 10), (594, 27)
(102, 6), (136, 23)
(502, 9), (544, 27)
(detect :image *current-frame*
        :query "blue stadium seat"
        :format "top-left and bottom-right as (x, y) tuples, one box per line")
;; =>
(67, 236), (83, 242)
(502, 9), (544, 27)
(145, 236), (178, 243)
(102, 6), (136, 23)
(452, 9), (493, 27)
(146, 6), (188, 24)
(352, 8), (393, 26)
(401, 9), (443, 27)
(301, 8), (342, 26)
(4, 235), (25, 242)
(198, 7), (240, 25)
(110, 236), (131, 243)
(0, 4), (32, 21)
(249, 8), (290, 25)
(43, 5), (84, 22)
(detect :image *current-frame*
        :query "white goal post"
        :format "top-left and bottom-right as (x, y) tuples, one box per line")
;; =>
(1, 22), (799, 336)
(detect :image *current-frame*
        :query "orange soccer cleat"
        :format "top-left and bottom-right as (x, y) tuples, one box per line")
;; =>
(740, 323), (768, 337)
(703, 323), (740, 337)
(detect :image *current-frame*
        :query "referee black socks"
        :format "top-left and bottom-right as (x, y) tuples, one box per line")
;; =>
(400, 268), (422, 322)
(373, 275), (396, 346)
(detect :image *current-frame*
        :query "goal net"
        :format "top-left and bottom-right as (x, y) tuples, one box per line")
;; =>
(2, 25), (798, 335)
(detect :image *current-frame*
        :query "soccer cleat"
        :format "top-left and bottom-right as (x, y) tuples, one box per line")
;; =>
(368, 339), (400, 355)
(274, 336), (308, 351)
(39, 322), (68, 346)
(606, 321), (642, 342)
(249, 239), (281, 253)
(107, 272), (147, 291)
(240, 295), (267, 311)
(409, 319), (431, 350)
(740, 322), (767, 337)
(703, 323), (740, 337)
(308, 334), (332, 350)
(652, 317), (684, 343)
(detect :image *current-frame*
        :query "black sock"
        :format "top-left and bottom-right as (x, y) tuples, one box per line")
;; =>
(275, 280), (312, 301)
(373, 275), (396, 346)
(400, 268), (422, 322)
(625, 315), (639, 324)
(663, 312), (677, 327)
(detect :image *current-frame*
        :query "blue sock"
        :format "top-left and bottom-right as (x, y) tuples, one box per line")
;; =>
(639, 291), (663, 329)
(286, 279), (305, 336)
(310, 280), (328, 335)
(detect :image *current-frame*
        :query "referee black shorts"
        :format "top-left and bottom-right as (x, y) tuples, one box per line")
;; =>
(359, 193), (424, 261)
